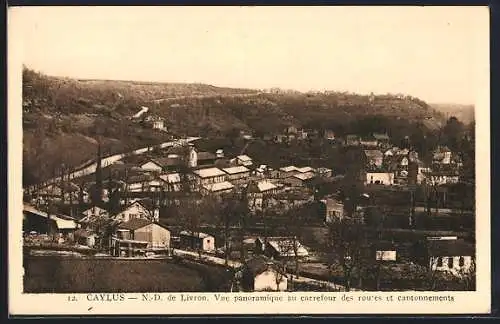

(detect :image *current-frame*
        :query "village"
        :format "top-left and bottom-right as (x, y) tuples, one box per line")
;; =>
(23, 107), (475, 291)
(22, 104), (476, 293)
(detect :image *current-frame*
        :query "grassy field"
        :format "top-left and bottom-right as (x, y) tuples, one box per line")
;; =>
(23, 256), (232, 293)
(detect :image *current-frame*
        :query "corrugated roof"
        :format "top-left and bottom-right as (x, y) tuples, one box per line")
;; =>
(203, 181), (234, 192)
(52, 216), (77, 230)
(193, 167), (226, 178)
(222, 166), (250, 174)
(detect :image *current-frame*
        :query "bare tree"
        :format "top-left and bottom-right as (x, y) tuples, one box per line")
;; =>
(326, 216), (368, 291)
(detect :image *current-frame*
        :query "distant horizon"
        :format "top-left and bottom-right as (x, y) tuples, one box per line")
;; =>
(23, 66), (475, 107)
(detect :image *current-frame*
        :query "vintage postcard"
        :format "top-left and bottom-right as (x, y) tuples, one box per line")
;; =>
(8, 6), (490, 316)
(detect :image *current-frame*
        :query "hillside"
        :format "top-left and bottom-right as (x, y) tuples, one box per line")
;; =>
(431, 103), (475, 125)
(22, 68), (446, 185)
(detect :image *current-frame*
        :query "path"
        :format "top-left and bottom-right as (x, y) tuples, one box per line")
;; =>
(173, 249), (357, 291)
(26, 137), (201, 192)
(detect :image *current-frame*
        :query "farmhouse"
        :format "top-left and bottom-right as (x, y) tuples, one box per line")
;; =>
(197, 151), (218, 167)
(246, 180), (279, 211)
(222, 165), (251, 183)
(235, 155), (253, 167)
(202, 181), (235, 195)
(321, 197), (345, 223)
(426, 237), (475, 276)
(279, 166), (300, 179)
(116, 218), (171, 249)
(236, 256), (288, 292)
(192, 167), (227, 186)
(159, 173), (182, 192)
(286, 172), (315, 187)
(113, 200), (156, 223)
(179, 231), (216, 252)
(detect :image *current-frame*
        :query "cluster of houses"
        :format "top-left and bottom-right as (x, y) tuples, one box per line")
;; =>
(23, 127), (472, 290)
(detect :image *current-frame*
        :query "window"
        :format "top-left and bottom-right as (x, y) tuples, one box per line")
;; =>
(129, 213), (138, 220)
(436, 257), (443, 267)
(448, 257), (454, 269)
(459, 256), (465, 267)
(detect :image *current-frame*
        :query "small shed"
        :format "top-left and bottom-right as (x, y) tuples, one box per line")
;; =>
(179, 230), (216, 252)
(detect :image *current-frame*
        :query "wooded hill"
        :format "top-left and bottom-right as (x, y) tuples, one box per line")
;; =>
(22, 67), (448, 185)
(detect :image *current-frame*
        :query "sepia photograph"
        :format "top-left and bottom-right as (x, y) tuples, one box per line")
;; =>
(8, 6), (490, 315)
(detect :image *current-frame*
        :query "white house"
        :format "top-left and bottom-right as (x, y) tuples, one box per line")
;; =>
(179, 231), (216, 252)
(222, 166), (251, 183)
(321, 198), (345, 223)
(159, 173), (182, 192)
(426, 237), (475, 276)
(116, 218), (171, 249)
(113, 200), (155, 223)
(237, 256), (288, 292)
(140, 160), (163, 172)
(202, 181), (235, 195)
(192, 167), (227, 186)
(236, 155), (253, 167)
(365, 171), (395, 185)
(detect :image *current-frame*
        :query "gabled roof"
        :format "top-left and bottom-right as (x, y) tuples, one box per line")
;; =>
(264, 237), (309, 257)
(243, 255), (286, 276)
(247, 180), (278, 193)
(427, 239), (475, 257)
(296, 166), (315, 173)
(280, 166), (298, 173)
(193, 167), (226, 178)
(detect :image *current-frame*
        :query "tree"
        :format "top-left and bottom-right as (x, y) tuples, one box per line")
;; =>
(326, 217), (368, 291)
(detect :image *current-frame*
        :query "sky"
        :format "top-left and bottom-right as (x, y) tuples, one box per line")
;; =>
(11, 6), (488, 105)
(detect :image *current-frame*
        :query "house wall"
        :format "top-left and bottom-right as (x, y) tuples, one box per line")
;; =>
(365, 172), (395, 185)
(82, 207), (108, 218)
(429, 175), (460, 185)
(134, 224), (170, 249)
(286, 177), (305, 187)
(116, 203), (151, 222)
(196, 175), (227, 186)
(254, 270), (288, 292)
(429, 256), (474, 276)
(376, 250), (397, 261)
(226, 171), (250, 182)
(325, 202), (344, 223)
(202, 236), (216, 251)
